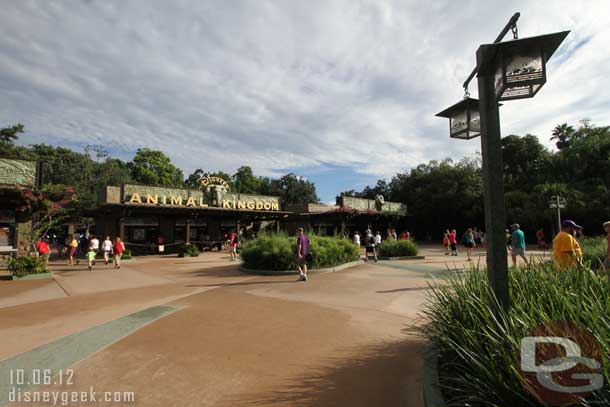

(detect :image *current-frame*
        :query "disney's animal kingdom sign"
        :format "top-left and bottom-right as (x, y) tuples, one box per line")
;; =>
(120, 184), (280, 211)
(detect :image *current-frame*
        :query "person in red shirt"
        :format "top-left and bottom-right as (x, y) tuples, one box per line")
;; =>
(113, 237), (125, 269)
(228, 230), (238, 261)
(449, 229), (458, 256)
(36, 238), (50, 270)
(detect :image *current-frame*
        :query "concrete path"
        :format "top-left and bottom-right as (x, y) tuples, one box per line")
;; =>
(0, 248), (475, 406)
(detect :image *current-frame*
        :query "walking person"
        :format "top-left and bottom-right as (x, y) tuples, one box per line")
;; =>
(68, 235), (79, 266)
(604, 220), (610, 273)
(36, 238), (50, 270)
(89, 235), (99, 264)
(473, 228), (481, 246)
(296, 228), (310, 281)
(365, 232), (376, 262)
(353, 231), (361, 247)
(536, 228), (547, 249)
(102, 236), (113, 265)
(86, 246), (96, 271)
(449, 229), (458, 256)
(113, 237), (125, 269)
(228, 230), (238, 261)
(374, 231), (382, 261)
(442, 230), (450, 255)
(464, 228), (475, 261)
(552, 220), (583, 268)
(511, 224), (529, 267)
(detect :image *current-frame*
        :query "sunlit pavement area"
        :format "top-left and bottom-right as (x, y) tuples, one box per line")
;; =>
(0, 245), (545, 406)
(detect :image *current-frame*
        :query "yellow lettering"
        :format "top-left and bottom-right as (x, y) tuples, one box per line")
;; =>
(246, 201), (255, 210)
(237, 200), (246, 209)
(129, 193), (142, 204)
(222, 200), (232, 208)
(146, 194), (158, 204)
(263, 202), (271, 210)
(170, 195), (183, 206)
(256, 201), (263, 210)
(162, 195), (167, 205)
(199, 198), (208, 207)
(271, 202), (279, 211)
(186, 197), (196, 207)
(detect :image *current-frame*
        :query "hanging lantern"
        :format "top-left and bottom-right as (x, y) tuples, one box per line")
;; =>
(436, 97), (480, 140)
(477, 31), (570, 101)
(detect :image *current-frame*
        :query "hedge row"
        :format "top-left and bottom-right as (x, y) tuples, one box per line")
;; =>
(240, 233), (359, 271)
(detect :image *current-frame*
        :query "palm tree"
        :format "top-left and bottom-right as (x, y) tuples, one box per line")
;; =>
(550, 123), (575, 150)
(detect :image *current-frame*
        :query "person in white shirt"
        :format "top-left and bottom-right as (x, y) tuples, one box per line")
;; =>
(374, 231), (382, 246)
(102, 236), (113, 265)
(89, 235), (100, 265)
(353, 231), (360, 246)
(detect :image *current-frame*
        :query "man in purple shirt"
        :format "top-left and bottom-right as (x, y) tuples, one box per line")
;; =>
(296, 228), (309, 281)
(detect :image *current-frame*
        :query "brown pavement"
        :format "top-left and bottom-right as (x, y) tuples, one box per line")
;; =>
(0, 249), (471, 406)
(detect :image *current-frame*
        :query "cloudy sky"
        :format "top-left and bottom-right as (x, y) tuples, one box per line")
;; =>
(2, 1), (609, 202)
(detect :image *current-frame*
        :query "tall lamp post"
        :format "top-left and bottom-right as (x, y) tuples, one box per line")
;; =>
(437, 14), (569, 310)
(549, 195), (567, 234)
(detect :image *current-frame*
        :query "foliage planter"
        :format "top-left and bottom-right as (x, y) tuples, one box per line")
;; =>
(377, 239), (419, 258)
(423, 343), (446, 407)
(13, 272), (54, 280)
(240, 233), (360, 273)
(240, 260), (362, 276)
(420, 262), (610, 406)
(377, 255), (425, 260)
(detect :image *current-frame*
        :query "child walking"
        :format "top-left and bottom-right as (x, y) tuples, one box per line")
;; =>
(87, 247), (96, 271)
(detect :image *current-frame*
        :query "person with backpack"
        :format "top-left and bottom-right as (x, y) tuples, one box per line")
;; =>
(296, 228), (310, 281)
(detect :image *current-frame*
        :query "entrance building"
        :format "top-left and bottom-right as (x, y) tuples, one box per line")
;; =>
(284, 196), (409, 238)
(90, 184), (289, 253)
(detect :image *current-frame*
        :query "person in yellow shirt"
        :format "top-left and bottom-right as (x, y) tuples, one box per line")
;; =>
(553, 220), (583, 268)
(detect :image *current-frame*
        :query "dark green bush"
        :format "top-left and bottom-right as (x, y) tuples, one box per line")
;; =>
(241, 233), (359, 271)
(580, 236), (606, 270)
(178, 243), (200, 257)
(378, 239), (418, 257)
(121, 249), (132, 260)
(8, 255), (46, 278)
(420, 264), (610, 406)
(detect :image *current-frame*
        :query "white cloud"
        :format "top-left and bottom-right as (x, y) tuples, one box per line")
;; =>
(1, 0), (609, 183)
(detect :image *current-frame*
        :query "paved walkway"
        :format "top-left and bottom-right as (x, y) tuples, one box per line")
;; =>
(0, 248), (476, 406)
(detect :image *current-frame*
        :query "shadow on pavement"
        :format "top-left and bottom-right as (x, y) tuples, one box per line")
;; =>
(221, 339), (425, 407)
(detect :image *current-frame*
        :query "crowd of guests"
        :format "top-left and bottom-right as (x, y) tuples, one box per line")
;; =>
(35, 234), (125, 271)
(441, 220), (610, 272)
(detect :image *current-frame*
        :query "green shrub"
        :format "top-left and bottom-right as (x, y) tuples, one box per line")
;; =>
(580, 236), (606, 270)
(121, 249), (132, 260)
(8, 255), (46, 278)
(178, 243), (200, 257)
(378, 239), (418, 257)
(420, 263), (610, 406)
(240, 232), (359, 271)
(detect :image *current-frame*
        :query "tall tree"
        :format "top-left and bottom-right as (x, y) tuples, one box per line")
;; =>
(128, 148), (184, 187)
(232, 166), (261, 194)
(185, 169), (232, 189)
(550, 123), (575, 150)
(0, 123), (24, 143)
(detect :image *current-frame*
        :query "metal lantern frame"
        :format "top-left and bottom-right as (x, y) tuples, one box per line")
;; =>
(435, 97), (481, 140)
(476, 31), (570, 101)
